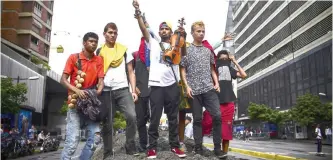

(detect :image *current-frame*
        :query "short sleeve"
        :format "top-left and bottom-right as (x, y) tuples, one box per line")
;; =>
(230, 67), (238, 79)
(96, 57), (104, 78)
(125, 52), (134, 64)
(63, 55), (75, 75)
(210, 52), (215, 65)
(180, 55), (188, 67)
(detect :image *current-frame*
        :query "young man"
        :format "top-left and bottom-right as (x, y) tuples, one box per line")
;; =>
(132, 50), (151, 152)
(214, 49), (247, 156)
(61, 32), (104, 160)
(180, 21), (224, 158)
(133, 0), (186, 158)
(98, 22), (138, 157)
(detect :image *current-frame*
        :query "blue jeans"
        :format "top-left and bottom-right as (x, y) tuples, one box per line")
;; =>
(61, 109), (101, 160)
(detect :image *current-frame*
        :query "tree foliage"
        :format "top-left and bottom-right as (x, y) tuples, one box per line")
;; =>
(289, 93), (332, 126)
(1, 78), (28, 114)
(248, 102), (289, 125)
(59, 101), (69, 116)
(113, 111), (126, 130)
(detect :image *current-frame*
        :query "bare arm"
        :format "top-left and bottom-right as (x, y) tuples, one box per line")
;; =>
(230, 55), (247, 79)
(61, 74), (79, 93)
(127, 62), (136, 94)
(96, 78), (104, 95)
(133, 0), (150, 42)
(180, 67), (188, 87)
(211, 65), (219, 86)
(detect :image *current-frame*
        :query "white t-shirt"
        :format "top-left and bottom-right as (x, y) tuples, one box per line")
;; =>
(185, 123), (193, 139)
(147, 28), (179, 87)
(315, 127), (322, 139)
(104, 49), (134, 91)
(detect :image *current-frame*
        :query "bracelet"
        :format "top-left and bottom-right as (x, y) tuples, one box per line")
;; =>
(134, 9), (142, 18)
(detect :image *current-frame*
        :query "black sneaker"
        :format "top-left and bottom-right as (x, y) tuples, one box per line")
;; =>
(138, 145), (147, 153)
(194, 147), (209, 157)
(214, 149), (226, 159)
(125, 145), (140, 156)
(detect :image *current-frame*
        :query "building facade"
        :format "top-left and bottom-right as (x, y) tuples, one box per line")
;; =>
(1, 1), (53, 61)
(1, 1), (65, 134)
(228, 1), (332, 137)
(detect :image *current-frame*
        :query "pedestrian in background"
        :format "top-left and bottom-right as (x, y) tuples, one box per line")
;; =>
(325, 126), (332, 144)
(315, 124), (323, 156)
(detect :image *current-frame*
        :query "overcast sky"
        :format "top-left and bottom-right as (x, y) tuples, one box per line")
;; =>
(50, 0), (229, 54)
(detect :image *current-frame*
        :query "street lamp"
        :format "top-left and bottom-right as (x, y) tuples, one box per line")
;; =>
(276, 106), (280, 109)
(319, 93), (326, 96)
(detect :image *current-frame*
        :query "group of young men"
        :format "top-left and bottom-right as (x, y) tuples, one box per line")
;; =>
(60, 0), (247, 159)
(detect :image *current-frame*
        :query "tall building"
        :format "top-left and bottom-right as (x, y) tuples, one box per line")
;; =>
(227, 1), (332, 137)
(1, 1), (53, 61)
(1, 1), (65, 132)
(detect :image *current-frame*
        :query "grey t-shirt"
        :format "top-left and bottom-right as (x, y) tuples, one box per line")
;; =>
(180, 43), (215, 95)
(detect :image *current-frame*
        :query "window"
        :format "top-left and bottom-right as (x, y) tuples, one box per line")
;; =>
(47, 13), (52, 26)
(34, 2), (42, 17)
(44, 45), (49, 57)
(45, 29), (51, 42)
(31, 36), (39, 45)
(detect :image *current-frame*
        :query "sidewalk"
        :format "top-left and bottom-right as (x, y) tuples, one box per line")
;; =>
(266, 139), (332, 146)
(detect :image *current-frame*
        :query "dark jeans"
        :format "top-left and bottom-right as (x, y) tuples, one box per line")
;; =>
(317, 139), (322, 153)
(189, 89), (221, 150)
(148, 83), (180, 149)
(135, 96), (150, 150)
(100, 88), (137, 156)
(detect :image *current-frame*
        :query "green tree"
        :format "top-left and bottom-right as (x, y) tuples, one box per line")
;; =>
(59, 101), (69, 116)
(1, 78), (28, 114)
(290, 93), (332, 126)
(113, 111), (126, 130)
(248, 102), (289, 125)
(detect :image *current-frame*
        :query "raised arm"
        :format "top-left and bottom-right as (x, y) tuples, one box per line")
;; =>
(133, 0), (150, 42)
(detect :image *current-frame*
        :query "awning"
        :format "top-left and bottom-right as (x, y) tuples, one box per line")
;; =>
(1, 53), (45, 113)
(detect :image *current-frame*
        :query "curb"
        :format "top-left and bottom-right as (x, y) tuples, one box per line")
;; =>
(203, 143), (306, 160)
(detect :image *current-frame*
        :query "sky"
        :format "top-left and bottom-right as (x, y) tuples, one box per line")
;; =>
(50, 0), (229, 55)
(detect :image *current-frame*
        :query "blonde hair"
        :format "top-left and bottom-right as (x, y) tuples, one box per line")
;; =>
(191, 21), (205, 33)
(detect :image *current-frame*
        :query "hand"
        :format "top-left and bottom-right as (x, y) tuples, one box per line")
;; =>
(175, 27), (187, 38)
(96, 90), (102, 96)
(214, 84), (220, 93)
(132, 0), (139, 10)
(229, 54), (236, 63)
(132, 92), (138, 102)
(222, 32), (235, 41)
(75, 89), (88, 99)
(135, 87), (141, 95)
(186, 86), (193, 99)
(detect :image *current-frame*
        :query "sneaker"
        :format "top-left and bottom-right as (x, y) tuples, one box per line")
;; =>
(214, 149), (225, 159)
(147, 149), (157, 159)
(171, 147), (187, 158)
(194, 147), (208, 157)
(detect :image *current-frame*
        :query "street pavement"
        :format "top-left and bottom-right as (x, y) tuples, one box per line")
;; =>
(204, 136), (332, 160)
(11, 141), (263, 160)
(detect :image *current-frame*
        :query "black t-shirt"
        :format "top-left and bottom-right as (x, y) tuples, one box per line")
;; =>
(216, 60), (237, 103)
(134, 57), (150, 97)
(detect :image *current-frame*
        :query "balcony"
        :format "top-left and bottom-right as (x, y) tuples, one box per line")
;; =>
(33, 7), (42, 18)
(30, 43), (39, 52)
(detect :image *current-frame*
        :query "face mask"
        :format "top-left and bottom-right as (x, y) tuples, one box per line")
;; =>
(216, 59), (231, 67)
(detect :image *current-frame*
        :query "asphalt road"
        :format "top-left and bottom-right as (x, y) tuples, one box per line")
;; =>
(204, 136), (332, 160)
(11, 141), (262, 160)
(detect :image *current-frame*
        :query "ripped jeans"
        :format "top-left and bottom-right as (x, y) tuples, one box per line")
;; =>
(61, 109), (101, 160)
